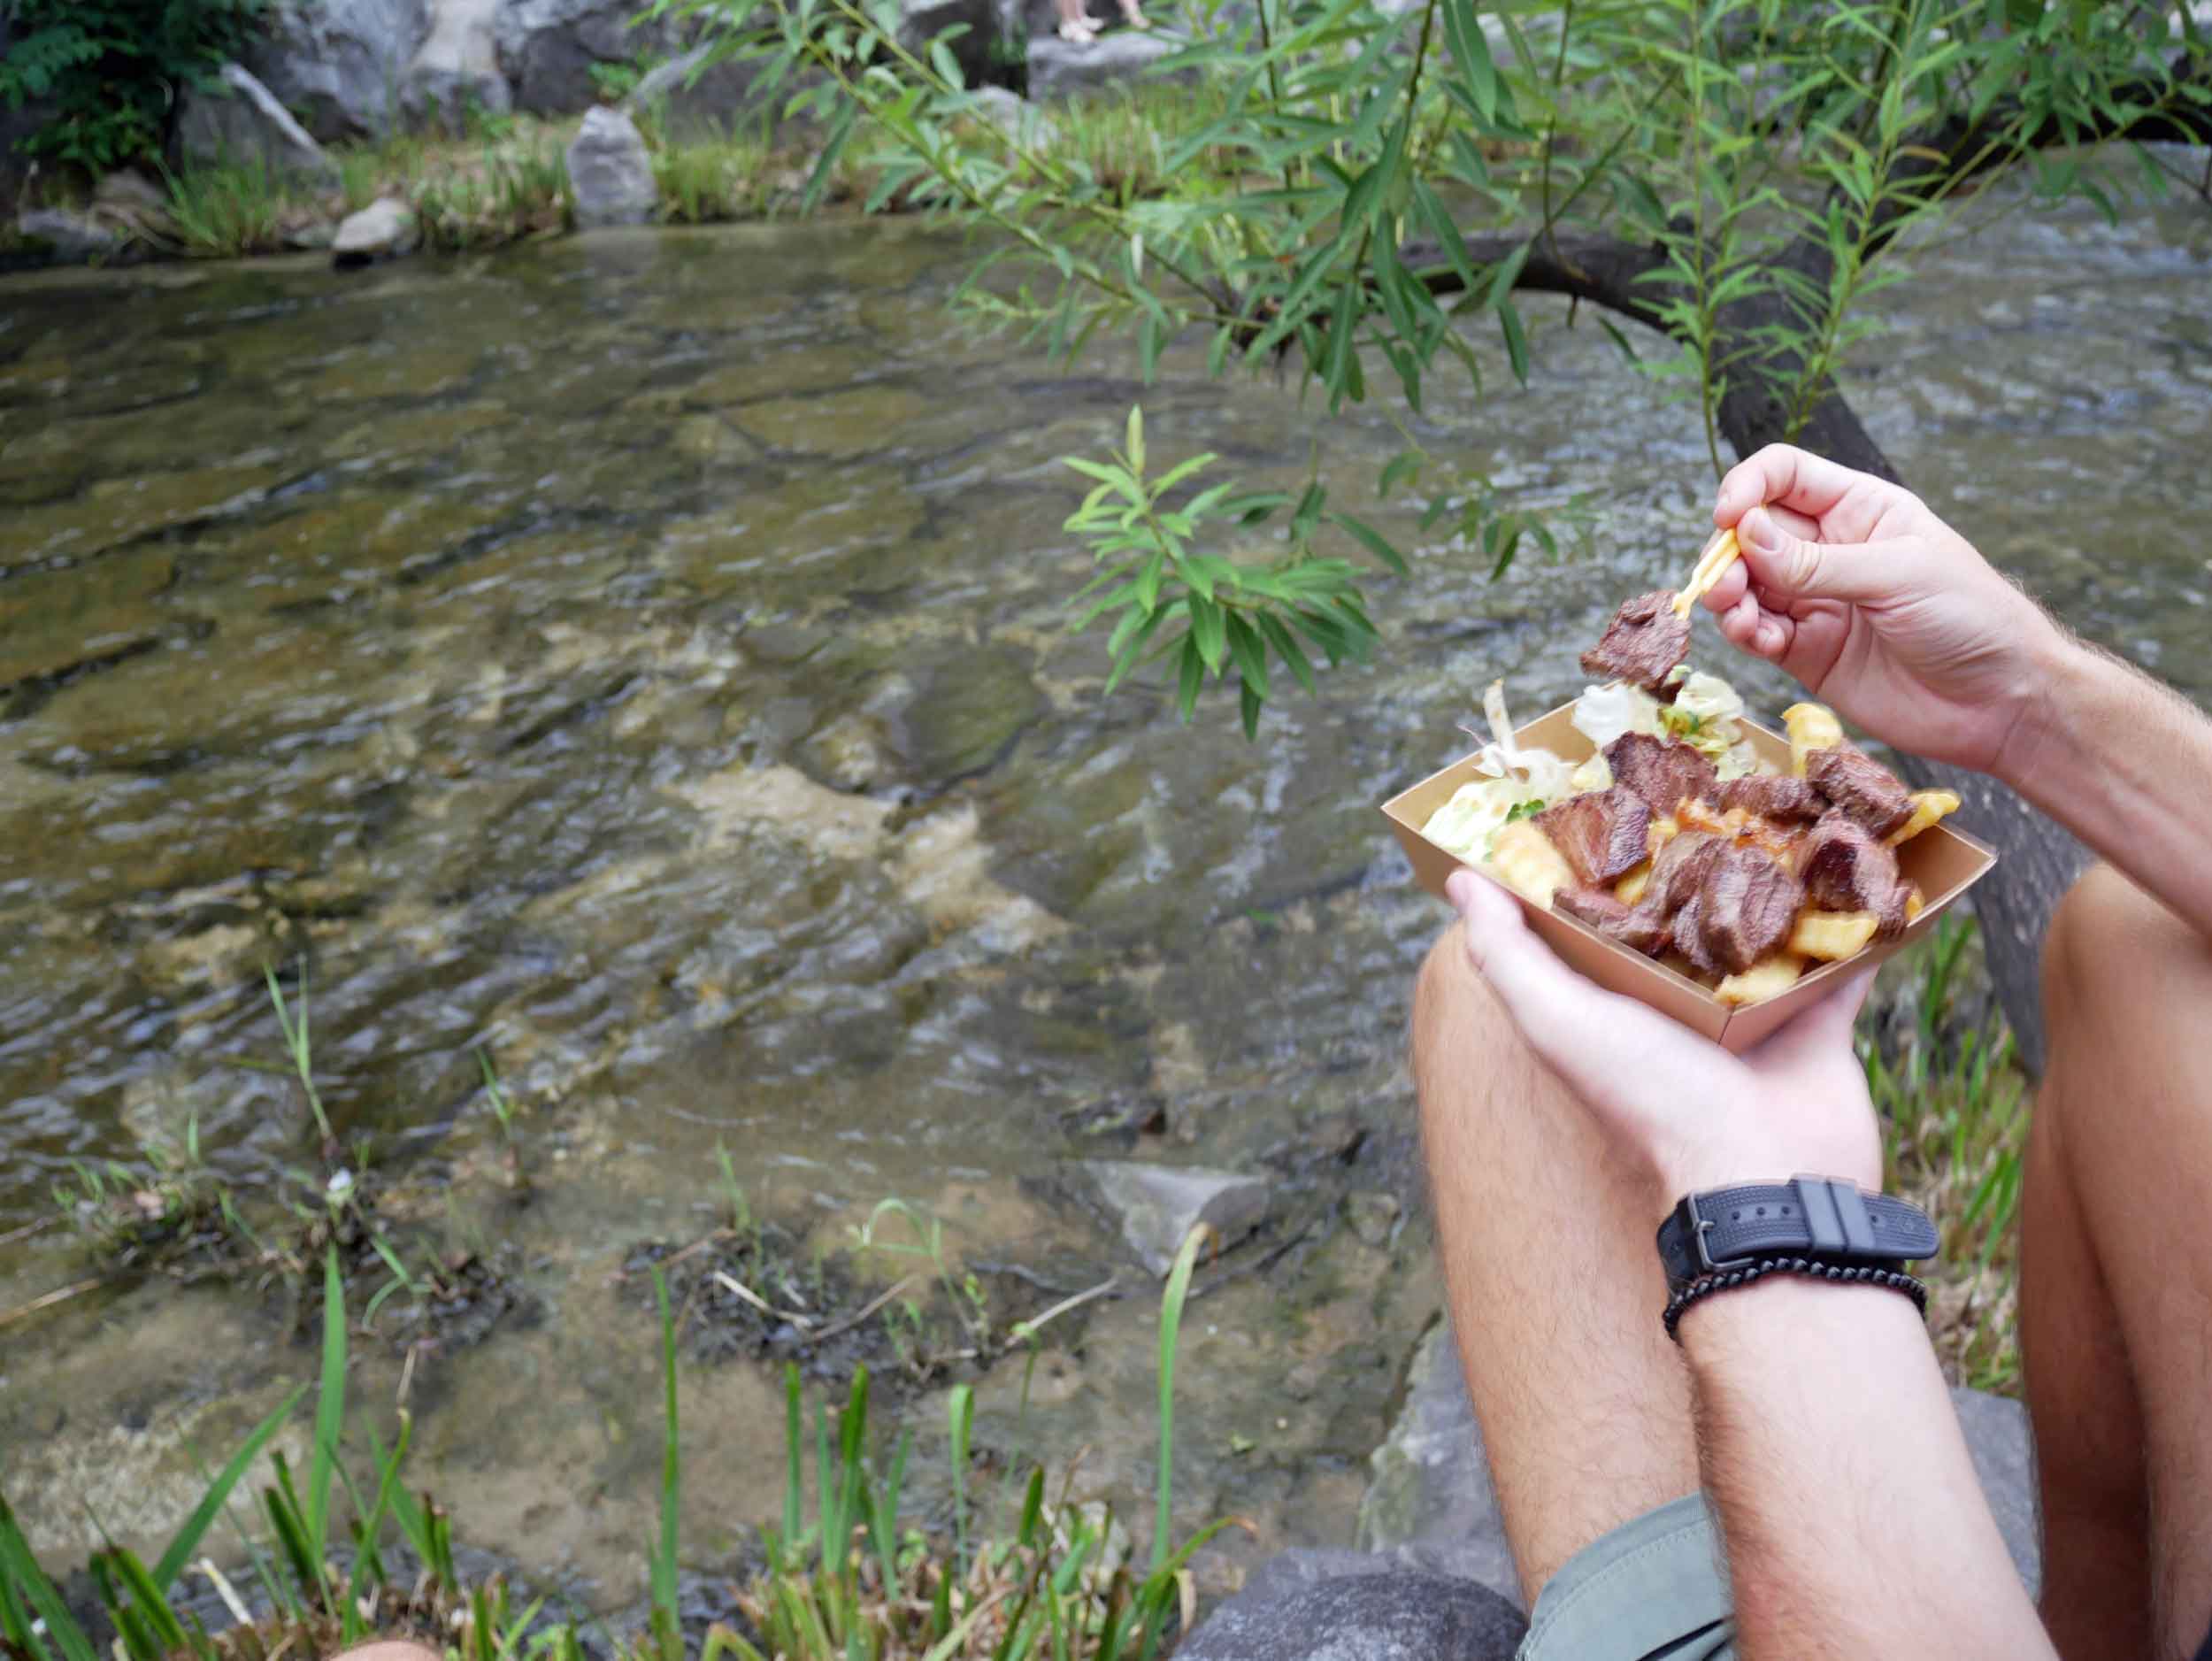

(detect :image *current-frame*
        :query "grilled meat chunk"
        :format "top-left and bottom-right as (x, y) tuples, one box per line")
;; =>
(1797, 812), (1902, 914)
(1605, 731), (1719, 819)
(1555, 886), (1668, 956)
(1806, 744), (1915, 838)
(1717, 773), (1824, 823)
(1669, 889), (1718, 976)
(1534, 786), (1652, 887)
(1647, 829), (1725, 917)
(1580, 590), (1691, 695)
(1693, 843), (1806, 975)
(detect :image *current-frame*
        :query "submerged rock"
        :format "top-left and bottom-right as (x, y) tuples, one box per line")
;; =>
(1082, 1161), (1269, 1276)
(175, 61), (342, 188)
(565, 107), (658, 227)
(333, 196), (420, 265)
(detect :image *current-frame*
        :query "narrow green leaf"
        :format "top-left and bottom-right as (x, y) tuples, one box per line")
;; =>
(1256, 612), (1317, 696)
(0, 1495), (96, 1661)
(1328, 511), (1408, 576)
(1496, 296), (1529, 385)
(306, 1248), (346, 1574)
(1175, 637), (1204, 722)
(153, 1384), (308, 1591)
(651, 1265), (680, 1633)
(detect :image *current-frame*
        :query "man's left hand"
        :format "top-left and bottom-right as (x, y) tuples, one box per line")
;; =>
(1446, 868), (1881, 1203)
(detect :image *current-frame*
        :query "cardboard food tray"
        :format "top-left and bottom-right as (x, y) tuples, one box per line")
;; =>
(1381, 701), (1997, 1053)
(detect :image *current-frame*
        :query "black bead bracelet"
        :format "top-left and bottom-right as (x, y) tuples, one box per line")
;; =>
(1663, 1255), (1929, 1341)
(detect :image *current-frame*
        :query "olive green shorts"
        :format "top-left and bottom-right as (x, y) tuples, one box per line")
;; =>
(1517, 1494), (1737, 1661)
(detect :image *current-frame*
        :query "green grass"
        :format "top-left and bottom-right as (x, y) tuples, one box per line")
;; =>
(4, 1227), (1229, 1661)
(1867, 915), (2030, 1396)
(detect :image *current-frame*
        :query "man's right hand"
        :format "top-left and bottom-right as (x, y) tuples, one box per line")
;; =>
(1701, 443), (2068, 776)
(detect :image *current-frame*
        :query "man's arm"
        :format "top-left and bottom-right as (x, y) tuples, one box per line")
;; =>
(2002, 633), (2212, 942)
(1681, 1278), (2053, 1658)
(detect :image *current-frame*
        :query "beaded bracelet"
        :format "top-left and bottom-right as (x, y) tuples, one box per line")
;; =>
(1663, 1256), (1929, 1342)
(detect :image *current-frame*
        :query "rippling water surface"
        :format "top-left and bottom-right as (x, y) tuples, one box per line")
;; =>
(4, 189), (2208, 1596)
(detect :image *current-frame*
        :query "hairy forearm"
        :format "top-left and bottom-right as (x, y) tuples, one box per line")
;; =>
(1682, 1280), (2051, 1659)
(2001, 632), (2212, 941)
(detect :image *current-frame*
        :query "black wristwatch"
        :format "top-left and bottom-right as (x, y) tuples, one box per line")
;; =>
(1655, 1176), (1939, 1295)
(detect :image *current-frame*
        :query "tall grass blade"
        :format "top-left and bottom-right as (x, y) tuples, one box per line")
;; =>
(0, 1494), (98, 1661)
(1151, 1226), (1207, 1573)
(782, 1361), (803, 1559)
(948, 1383), (975, 1578)
(306, 1248), (346, 1577)
(153, 1384), (307, 1590)
(650, 1265), (681, 1657)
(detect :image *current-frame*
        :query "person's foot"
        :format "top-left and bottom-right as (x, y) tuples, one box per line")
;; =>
(1056, 14), (1101, 39)
(1117, 1), (1151, 27)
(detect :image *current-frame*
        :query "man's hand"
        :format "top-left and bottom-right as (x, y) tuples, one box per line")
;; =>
(1703, 444), (2067, 775)
(1446, 868), (1878, 1201)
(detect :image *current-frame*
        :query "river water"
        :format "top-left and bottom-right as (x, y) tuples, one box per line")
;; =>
(4, 188), (2208, 1603)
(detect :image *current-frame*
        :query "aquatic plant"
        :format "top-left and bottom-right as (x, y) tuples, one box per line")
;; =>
(2, 1229), (1232, 1661)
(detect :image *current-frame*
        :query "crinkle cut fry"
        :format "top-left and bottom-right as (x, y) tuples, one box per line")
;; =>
(1671, 527), (1741, 617)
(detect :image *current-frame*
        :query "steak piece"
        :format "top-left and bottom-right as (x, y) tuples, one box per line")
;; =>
(1555, 886), (1668, 956)
(1692, 844), (1805, 975)
(1606, 731), (1719, 819)
(1806, 744), (1915, 838)
(1647, 829), (1726, 917)
(1797, 812), (1902, 914)
(1717, 773), (1824, 823)
(1580, 590), (1691, 695)
(1534, 786), (1652, 887)
(1669, 889), (1719, 977)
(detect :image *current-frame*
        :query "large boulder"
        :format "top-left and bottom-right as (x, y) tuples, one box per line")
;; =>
(175, 61), (342, 187)
(1025, 27), (1188, 100)
(15, 207), (128, 265)
(623, 42), (765, 139)
(1179, 1562), (1525, 1661)
(496, 0), (687, 115)
(244, 0), (427, 141)
(900, 0), (1018, 88)
(406, 0), (511, 127)
(565, 106), (657, 226)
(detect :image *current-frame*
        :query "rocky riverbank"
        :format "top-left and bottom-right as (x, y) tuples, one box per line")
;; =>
(2, 0), (1196, 269)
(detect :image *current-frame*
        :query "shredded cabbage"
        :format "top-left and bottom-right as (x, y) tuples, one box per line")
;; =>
(1424, 679), (1575, 859)
(1422, 777), (1540, 861)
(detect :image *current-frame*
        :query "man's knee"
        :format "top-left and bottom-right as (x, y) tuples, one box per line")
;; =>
(1413, 922), (1517, 1077)
(2043, 862), (2208, 1040)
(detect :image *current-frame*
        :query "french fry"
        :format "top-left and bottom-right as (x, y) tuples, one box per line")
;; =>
(1789, 910), (1879, 961)
(1486, 819), (1575, 909)
(1615, 862), (1653, 906)
(1781, 701), (1844, 778)
(1646, 814), (1679, 858)
(1672, 527), (1742, 617)
(1903, 884), (1924, 923)
(1886, 788), (1961, 846)
(1715, 954), (1807, 1007)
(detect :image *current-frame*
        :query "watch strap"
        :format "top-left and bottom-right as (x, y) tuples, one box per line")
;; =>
(1656, 1178), (1939, 1292)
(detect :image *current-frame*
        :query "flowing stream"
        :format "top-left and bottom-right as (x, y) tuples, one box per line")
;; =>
(4, 186), (2208, 1606)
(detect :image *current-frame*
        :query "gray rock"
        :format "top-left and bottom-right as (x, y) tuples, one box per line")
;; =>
(497, 0), (687, 115)
(1356, 1326), (1518, 1598)
(176, 62), (342, 187)
(1082, 1161), (1269, 1276)
(900, 0), (1017, 88)
(1356, 1320), (2045, 1605)
(1025, 28), (1189, 100)
(406, 0), (511, 127)
(963, 87), (1059, 146)
(565, 106), (657, 227)
(1179, 1565), (1525, 1661)
(625, 43), (764, 139)
(332, 196), (421, 265)
(16, 207), (127, 264)
(245, 0), (426, 140)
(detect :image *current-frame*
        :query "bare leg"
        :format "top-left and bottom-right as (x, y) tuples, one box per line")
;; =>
(1413, 921), (1701, 1605)
(2026, 864), (2212, 1661)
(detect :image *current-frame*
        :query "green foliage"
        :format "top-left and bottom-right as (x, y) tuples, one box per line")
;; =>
(653, 0), (2208, 732)
(1868, 915), (2029, 1395)
(1063, 406), (1402, 733)
(4, 1219), (1239, 1661)
(158, 159), (289, 259)
(0, 0), (270, 171)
